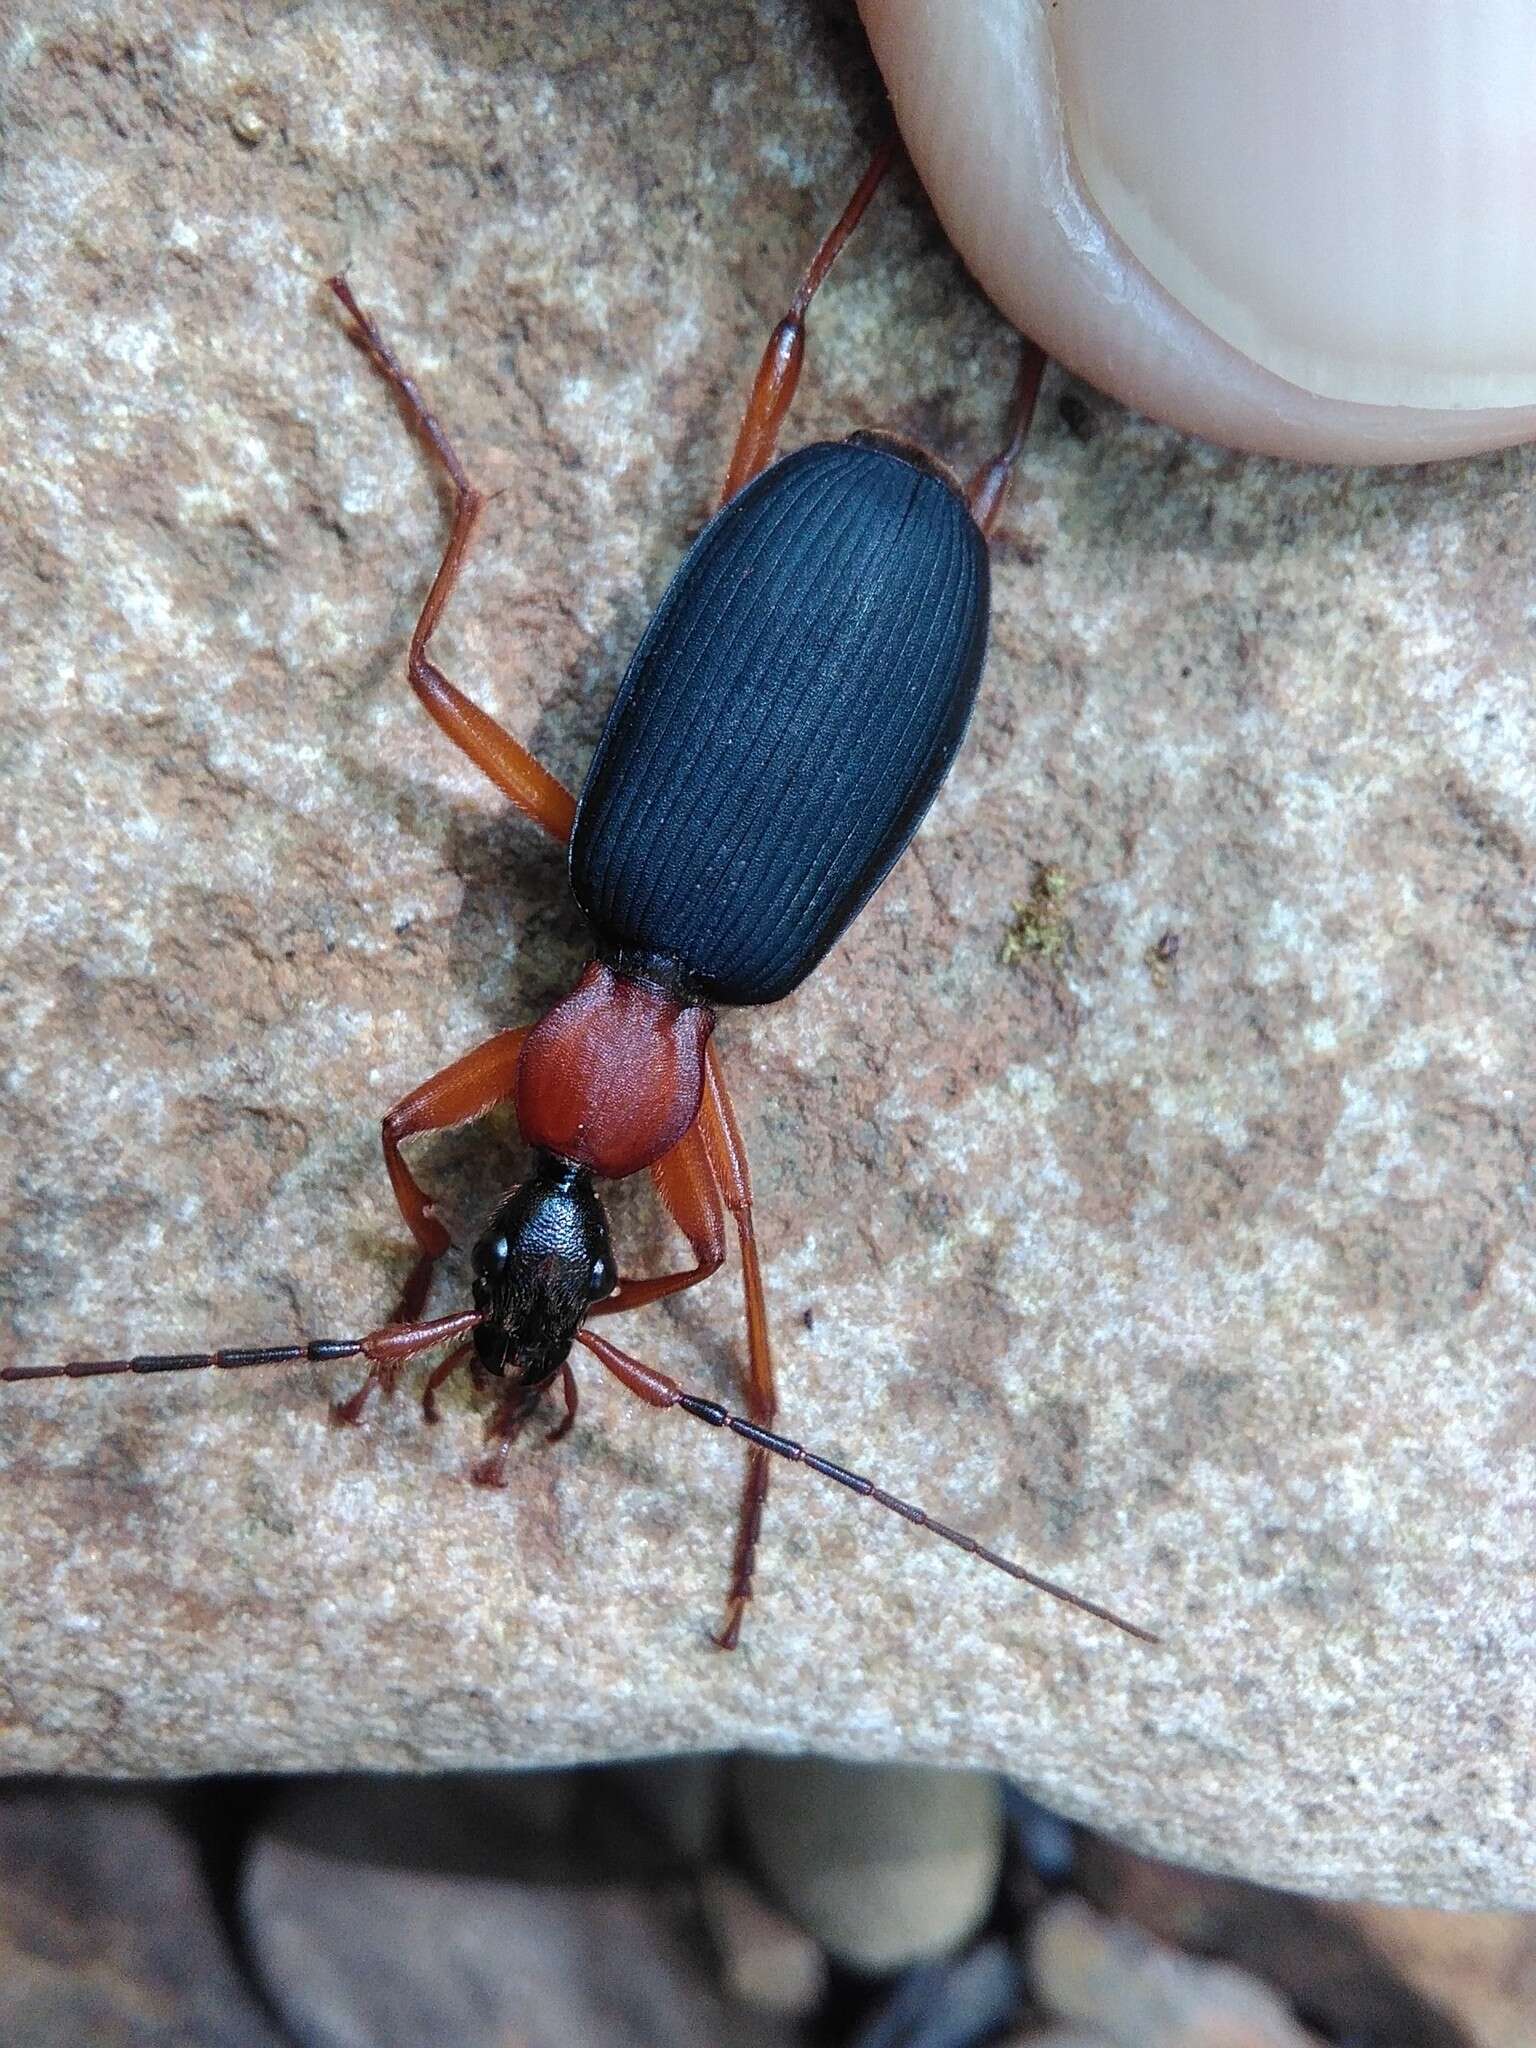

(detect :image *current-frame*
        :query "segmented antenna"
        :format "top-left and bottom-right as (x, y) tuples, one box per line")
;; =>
(4, 1310), (484, 1386)
(2, 1339), (367, 1383)
(578, 1328), (1159, 1644)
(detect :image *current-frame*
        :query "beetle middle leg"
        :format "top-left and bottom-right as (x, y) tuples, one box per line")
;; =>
(698, 1045), (776, 1650)
(332, 1025), (530, 1426)
(329, 277), (577, 844)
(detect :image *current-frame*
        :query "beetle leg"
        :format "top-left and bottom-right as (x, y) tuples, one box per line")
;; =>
(331, 1309), (489, 1423)
(332, 1026), (530, 1426)
(695, 1045), (775, 1650)
(966, 338), (1048, 537)
(719, 137), (897, 505)
(587, 1120), (726, 1319)
(329, 277), (577, 843)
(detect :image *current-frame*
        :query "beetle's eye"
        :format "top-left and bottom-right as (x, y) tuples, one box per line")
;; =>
(589, 1254), (613, 1298)
(473, 1235), (511, 1277)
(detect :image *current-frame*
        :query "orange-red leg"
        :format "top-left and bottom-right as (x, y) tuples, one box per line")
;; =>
(719, 137), (896, 506)
(587, 1120), (726, 1320)
(579, 1079), (770, 1648)
(698, 1045), (775, 1650)
(329, 276), (577, 844)
(333, 1026), (530, 1426)
(966, 338), (1048, 537)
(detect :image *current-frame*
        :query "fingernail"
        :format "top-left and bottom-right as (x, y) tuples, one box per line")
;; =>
(862, 0), (1536, 460)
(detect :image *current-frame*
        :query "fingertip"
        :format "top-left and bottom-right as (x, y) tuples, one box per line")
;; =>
(862, 0), (1536, 462)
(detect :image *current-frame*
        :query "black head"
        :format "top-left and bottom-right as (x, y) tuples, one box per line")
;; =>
(470, 1157), (615, 1383)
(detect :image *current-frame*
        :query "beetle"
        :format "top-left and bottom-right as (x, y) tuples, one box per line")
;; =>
(5, 142), (1154, 1650)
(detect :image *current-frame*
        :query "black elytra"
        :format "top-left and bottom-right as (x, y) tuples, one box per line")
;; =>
(569, 437), (990, 1006)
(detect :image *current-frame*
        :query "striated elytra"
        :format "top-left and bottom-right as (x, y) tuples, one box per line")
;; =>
(570, 437), (990, 1005)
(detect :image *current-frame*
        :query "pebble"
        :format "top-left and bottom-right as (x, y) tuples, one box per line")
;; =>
(1028, 1895), (1327, 2048)
(0, 1787), (280, 2046)
(851, 1941), (1020, 2047)
(243, 1806), (796, 2048)
(1010, 2034), (1117, 2048)
(700, 1864), (827, 2017)
(731, 1756), (1004, 1973)
(1004, 1783), (1078, 1883)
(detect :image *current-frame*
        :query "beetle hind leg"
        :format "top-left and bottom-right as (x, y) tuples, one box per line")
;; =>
(719, 137), (896, 505)
(328, 277), (577, 844)
(966, 339), (1048, 537)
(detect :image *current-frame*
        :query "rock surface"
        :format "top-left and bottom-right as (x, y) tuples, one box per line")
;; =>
(1, 0), (1532, 1907)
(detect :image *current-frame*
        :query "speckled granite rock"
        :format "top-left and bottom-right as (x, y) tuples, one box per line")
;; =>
(2, 1), (1532, 1908)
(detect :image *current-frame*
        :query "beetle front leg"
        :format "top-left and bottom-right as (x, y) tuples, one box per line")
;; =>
(470, 1384), (546, 1488)
(332, 1026), (530, 1426)
(586, 1120), (726, 1320)
(543, 1361), (579, 1445)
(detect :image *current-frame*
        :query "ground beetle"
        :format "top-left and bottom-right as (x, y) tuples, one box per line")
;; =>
(6, 143), (1155, 1649)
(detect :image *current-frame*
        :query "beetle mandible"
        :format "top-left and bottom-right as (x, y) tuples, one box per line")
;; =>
(6, 141), (1155, 1650)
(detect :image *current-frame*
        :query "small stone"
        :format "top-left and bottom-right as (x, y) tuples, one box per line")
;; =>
(1069, 1831), (1478, 2043)
(243, 1812), (796, 2048)
(0, 1788), (281, 2047)
(732, 1757), (1003, 1973)
(1028, 1895), (1326, 2048)
(851, 1942), (1020, 2048)
(1004, 1785), (1078, 1884)
(700, 1865), (827, 2017)
(1345, 1903), (1536, 2048)
(1004, 2034), (1116, 2048)
(229, 103), (266, 145)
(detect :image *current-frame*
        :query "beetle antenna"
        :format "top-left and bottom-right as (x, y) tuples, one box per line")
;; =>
(578, 1329), (1159, 1644)
(4, 1309), (484, 1386)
